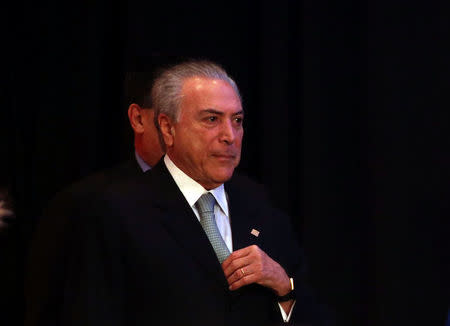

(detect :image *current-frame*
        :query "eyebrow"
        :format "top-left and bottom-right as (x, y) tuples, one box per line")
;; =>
(201, 108), (244, 116)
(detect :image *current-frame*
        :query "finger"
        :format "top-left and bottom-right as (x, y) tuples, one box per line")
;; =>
(227, 264), (254, 286)
(221, 246), (252, 269)
(229, 272), (259, 291)
(221, 244), (259, 270)
(223, 255), (253, 278)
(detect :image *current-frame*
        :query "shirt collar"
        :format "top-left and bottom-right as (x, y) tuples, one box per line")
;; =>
(164, 155), (229, 217)
(135, 150), (151, 172)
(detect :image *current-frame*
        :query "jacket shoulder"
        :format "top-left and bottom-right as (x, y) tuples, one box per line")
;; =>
(45, 160), (141, 213)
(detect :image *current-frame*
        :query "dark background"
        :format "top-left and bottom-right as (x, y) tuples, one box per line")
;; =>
(2, 1), (449, 325)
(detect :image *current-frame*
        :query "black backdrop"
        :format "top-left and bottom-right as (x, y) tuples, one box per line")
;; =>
(2, 1), (449, 326)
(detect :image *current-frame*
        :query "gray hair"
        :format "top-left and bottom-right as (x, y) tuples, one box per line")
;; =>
(151, 60), (241, 132)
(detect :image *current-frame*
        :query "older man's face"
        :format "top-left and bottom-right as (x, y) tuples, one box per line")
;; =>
(168, 77), (243, 190)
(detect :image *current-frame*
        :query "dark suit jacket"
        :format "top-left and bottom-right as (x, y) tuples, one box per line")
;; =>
(25, 159), (328, 326)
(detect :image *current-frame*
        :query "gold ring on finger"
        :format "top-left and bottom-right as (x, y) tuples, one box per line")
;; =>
(240, 268), (245, 277)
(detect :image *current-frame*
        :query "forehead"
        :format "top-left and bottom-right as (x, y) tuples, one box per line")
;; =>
(180, 77), (242, 110)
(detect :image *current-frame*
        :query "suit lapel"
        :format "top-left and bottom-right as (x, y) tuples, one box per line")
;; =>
(225, 178), (264, 252)
(223, 176), (266, 301)
(145, 162), (228, 286)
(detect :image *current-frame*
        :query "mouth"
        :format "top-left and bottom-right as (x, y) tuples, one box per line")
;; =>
(212, 153), (237, 161)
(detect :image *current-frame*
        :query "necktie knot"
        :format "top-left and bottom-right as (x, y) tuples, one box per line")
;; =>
(195, 192), (216, 214)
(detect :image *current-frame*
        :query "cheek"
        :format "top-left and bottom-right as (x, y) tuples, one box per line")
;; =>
(190, 139), (207, 154)
(178, 135), (207, 161)
(235, 129), (244, 143)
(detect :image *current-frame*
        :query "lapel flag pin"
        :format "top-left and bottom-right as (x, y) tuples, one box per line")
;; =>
(250, 229), (260, 237)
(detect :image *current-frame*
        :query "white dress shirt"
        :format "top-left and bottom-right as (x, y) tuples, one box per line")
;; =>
(164, 155), (233, 252)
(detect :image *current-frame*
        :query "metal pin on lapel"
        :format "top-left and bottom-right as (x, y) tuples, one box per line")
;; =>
(250, 229), (260, 237)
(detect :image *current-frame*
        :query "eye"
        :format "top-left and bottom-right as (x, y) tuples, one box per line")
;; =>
(208, 116), (217, 122)
(234, 116), (243, 125)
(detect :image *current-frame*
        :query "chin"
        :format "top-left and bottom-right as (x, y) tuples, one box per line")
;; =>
(212, 169), (235, 184)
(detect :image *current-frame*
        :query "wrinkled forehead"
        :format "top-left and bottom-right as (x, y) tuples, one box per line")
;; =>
(181, 77), (241, 104)
(175, 77), (242, 122)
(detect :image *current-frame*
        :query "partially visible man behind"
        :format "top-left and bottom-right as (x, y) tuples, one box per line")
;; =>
(25, 59), (330, 326)
(24, 66), (164, 325)
(125, 69), (165, 170)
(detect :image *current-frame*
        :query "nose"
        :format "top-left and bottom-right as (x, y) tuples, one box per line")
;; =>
(219, 120), (236, 145)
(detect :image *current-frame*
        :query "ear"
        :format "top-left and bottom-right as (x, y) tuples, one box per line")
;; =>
(158, 113), (175, 147)
(127, 104), (145, 134)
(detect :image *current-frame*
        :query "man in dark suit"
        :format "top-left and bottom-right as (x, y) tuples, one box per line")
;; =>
(24, 68), (165, 325)
(25, 60), (328, 326)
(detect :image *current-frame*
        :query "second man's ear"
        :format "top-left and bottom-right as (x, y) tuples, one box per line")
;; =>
(127, 104), (145, 133)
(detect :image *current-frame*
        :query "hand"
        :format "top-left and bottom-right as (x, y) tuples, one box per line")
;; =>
(222, 245), (291, 296)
